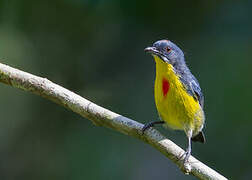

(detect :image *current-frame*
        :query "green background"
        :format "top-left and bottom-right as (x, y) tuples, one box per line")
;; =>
(0, 0), (252, 179)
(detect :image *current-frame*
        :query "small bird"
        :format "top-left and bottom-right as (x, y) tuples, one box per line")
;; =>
(142, 40), (205, 163)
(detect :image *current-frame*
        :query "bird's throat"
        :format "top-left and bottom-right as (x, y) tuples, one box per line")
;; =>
(154, 55), (174, 98)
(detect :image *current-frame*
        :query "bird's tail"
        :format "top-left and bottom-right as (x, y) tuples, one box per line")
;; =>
(191, 131), (205, 143)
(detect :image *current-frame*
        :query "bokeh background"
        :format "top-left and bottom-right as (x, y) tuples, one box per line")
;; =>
(0, 0), (252, 179)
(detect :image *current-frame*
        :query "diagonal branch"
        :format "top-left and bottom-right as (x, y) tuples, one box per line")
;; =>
(0, 63), (228, 180)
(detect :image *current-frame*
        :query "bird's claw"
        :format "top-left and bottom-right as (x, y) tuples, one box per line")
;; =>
(141, 122), (153, 134)
(178, 149), (192, 174)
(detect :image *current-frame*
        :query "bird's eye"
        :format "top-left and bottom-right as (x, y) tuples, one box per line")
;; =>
(165, 47), (172, 53)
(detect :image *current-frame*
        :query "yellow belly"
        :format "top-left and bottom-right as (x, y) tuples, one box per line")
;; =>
(154, 56), (204, 136)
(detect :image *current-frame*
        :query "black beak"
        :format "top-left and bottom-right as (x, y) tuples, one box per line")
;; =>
(144, 47), (158, 54)
(144, 46), (169, 63)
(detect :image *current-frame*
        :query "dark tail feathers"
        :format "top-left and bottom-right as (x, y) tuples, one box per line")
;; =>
(191, 131), (205, 143)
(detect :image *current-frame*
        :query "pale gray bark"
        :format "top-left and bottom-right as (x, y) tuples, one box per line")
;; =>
(0, 63), (228, 180)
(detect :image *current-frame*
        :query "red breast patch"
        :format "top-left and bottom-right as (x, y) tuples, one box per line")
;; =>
(162, 78), (170, 97)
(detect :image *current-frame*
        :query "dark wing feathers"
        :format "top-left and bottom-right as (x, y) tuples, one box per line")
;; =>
(173, 62), (204, 109)
(190, 77), (204, 109)
(179, 72), (204, 109)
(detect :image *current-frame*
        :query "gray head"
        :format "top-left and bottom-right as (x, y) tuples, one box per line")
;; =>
(145, 40), (185, 66)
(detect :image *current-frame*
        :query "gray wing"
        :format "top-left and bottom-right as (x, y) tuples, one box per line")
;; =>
(180, 74), (204, 109)
(190, 76), (204, 109)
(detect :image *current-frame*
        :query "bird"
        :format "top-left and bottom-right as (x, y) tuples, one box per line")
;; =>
(142, 39), (205, 163)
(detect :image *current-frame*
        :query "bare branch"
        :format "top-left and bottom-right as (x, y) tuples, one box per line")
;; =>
(0, 63), (228, 180)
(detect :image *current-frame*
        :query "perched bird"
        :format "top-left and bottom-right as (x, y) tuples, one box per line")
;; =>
(142, 40), (205, 163)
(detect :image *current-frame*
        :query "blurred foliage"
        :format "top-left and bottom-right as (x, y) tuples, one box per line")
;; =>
(0, 0), (252, 179)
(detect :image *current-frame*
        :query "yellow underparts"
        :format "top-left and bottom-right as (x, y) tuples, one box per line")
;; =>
(154, 55), (204, 137)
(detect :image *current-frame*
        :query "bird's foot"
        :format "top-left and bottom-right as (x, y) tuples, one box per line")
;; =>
(141, 121), (164, 135)
(141, 122), (154, 134)
(178, 149), (192, 174)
